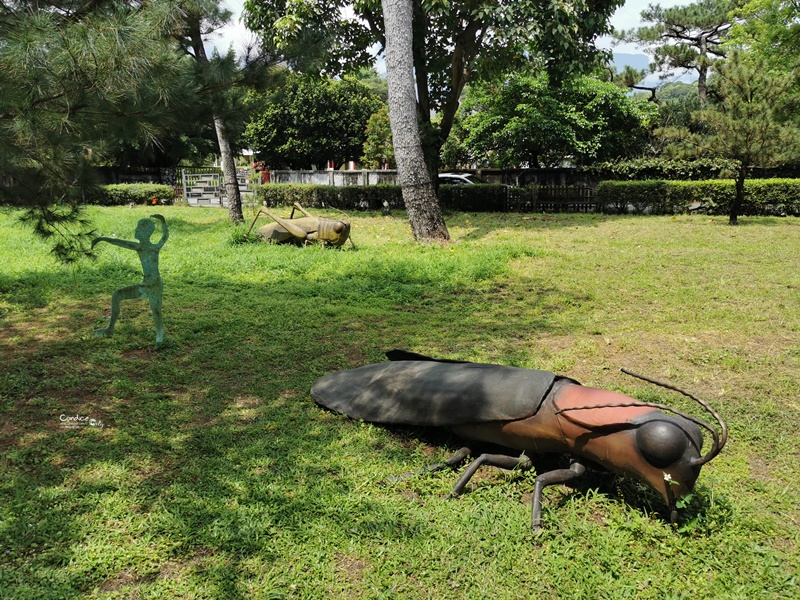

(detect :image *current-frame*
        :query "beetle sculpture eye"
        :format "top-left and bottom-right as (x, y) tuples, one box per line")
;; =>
(636, 419), (693, 468)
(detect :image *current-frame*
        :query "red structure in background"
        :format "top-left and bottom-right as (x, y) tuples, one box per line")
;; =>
(253, 161), (270, 184)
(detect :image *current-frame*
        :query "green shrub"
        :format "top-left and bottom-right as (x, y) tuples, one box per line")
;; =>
(252, 184), (404, 210)
(87, 183), (175, 206)
(597, 179), (800, 215)
(585, 159), (738, 181)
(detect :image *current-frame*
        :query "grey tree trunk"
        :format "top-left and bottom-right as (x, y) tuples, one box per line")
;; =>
(188, 21), (243, 224)
(697, 35), (709, 106)
(382, 0), (449, 242)
(213, 114), (244, 223)
(730, 165), (748, 225)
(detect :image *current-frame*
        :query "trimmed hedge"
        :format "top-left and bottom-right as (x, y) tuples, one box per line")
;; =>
(583, 159), (800, 181)
(253, 183), (520, 212)
(596, 179), (800, 216)
(253, 184), (404, 210)
(87, 183), (175, 206)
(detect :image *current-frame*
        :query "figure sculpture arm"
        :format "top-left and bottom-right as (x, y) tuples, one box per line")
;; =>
(151, 214), (169, 248)
(92, 237), (139, 251)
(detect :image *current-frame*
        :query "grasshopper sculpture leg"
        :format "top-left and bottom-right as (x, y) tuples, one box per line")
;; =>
(311, 350), (727, 532)
(246, 202), (351, 246)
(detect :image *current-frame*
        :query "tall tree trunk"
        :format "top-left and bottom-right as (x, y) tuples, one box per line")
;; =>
(187, 20), (243, 224)
(730, 164), (747, 225)
(213, 114), (244, 223)
(697, 35), (708, 106)
(382, 0), (449, 242)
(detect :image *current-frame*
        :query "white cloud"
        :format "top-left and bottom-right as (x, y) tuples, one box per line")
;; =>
(599, 0), (696, 54)
(210, 0), (257, 57)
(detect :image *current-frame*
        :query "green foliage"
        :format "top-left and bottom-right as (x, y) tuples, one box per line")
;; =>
(661, 51), (800, 222)
(86, 184), (176, 206)
(360, 106), (395, 169)
(355, 66), (389, 102)
(728, 0), (800, 74)
(585, 158), (739, 180)
(596, 178), (800, 215)
(616, 0), (735, 101)
(0, 2), (191, 261)
(244, 0), (624, 171)
(673, 52), (800, 166)
(244, 74), (384, 169)
(452, 73), (657, 168)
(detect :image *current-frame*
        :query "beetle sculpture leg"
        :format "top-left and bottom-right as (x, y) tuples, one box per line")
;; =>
(450, 453), (534, 497)
(531, 459), (586, 533)
(385, 447), (473, 482)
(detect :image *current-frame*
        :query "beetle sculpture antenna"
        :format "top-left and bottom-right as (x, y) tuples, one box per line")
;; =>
(620, 368), (728, 466)
(554, 369), (727, 467)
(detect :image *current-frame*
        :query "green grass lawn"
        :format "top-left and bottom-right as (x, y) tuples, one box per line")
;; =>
(1, 205), (798, 599)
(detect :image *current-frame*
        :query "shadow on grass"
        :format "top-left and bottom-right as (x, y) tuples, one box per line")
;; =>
(0, 241), (590, 597)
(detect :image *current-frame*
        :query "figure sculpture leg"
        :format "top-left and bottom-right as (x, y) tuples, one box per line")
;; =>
(95, 284), (144, 338)
(95, 282), (164, 348)
(148, 283), (165, 348)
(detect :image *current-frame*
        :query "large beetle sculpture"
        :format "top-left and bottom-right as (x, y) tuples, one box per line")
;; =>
(311, 349), (727, 531)
(246, 202), (351, 246)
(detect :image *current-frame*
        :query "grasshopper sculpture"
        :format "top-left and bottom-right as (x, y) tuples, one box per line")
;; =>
(246, 202), (351, 246)
(311, 350), (728, 531)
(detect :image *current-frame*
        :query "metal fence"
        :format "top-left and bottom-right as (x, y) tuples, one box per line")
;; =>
(505, 185), (597, 213)
(180, 167), (256, 207)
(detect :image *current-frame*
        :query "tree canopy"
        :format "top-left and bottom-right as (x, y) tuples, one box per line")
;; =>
(0, 1), (193, 259)
(244, 0), (624, 167)
(616, 0), (736, 104)
(360, 106), (395, 169)
(448, 73), (657, 169)
(728, 0), (800, 73)
(243, 74), (384, 170)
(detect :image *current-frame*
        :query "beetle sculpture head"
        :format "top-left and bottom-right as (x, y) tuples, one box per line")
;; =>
(555, 369), (728, 522)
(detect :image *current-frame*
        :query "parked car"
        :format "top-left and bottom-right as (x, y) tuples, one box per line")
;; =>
(438, 172), (488, 185)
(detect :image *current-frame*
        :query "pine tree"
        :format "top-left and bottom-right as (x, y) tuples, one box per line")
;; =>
(0, 2), (190, 261)
(663, 51), (800, 224)
(617, 0), (736, 104)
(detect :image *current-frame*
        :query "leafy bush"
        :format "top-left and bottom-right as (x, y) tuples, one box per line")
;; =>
(87, 183), (175, 206)
(597, 179), (800, 215)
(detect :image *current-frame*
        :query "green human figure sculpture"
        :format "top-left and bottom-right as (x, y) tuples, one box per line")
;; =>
(92, 214), (169, 348)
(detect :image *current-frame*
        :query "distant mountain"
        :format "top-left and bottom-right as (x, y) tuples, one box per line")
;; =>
(612, 53), (650, 73)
